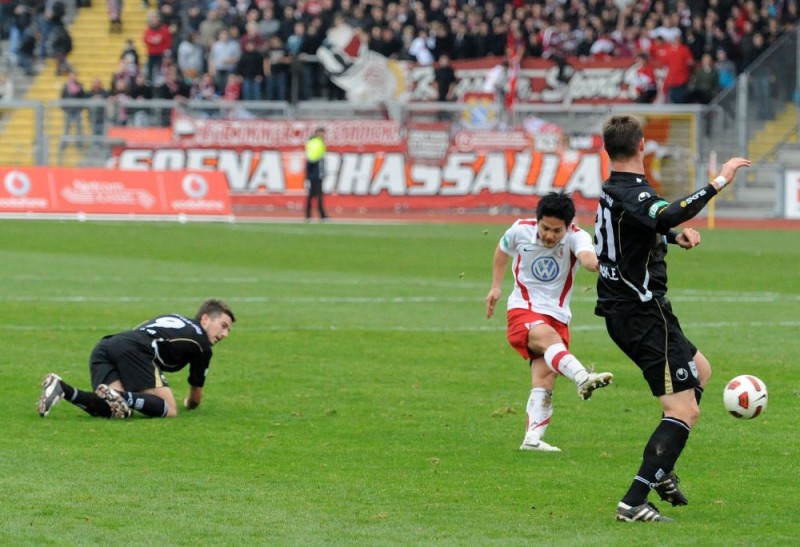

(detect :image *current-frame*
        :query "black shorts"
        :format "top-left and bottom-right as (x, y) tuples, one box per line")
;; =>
(603, 298), (699, 397)
(89, 332), (169, 392)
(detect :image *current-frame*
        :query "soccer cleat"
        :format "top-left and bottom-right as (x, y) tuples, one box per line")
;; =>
(38, 373), (65, 417)
(519, 437), (561, 452)
(577, 371), (614, 400)
(95, 384), (132, 419)
(615, 501), (673, 522)
(654, 471), (689, 506)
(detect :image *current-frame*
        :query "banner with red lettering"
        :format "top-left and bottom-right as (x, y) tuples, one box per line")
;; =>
(0, 167), (231, 217)
(107, 117), (684, 217)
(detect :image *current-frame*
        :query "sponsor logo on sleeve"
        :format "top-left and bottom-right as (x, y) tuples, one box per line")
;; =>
(648, 199), (669, 218)
(680, 188), (707, 207)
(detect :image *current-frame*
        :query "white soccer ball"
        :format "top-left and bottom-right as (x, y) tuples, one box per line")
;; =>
(723, 375), (768, 419)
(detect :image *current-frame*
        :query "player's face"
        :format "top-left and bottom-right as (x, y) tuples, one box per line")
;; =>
(202, 313), (234, 345)
(537, 215), (568, 248)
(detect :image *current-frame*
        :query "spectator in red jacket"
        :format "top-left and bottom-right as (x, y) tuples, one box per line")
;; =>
(143, 11), (172, 84)
(662, 34), (694, 104)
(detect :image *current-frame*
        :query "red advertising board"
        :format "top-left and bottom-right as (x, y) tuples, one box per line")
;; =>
(0, 167), (231, 217)
(114, 145), (609, 215)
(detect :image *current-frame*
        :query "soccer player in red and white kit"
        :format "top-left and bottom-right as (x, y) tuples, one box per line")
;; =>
(486, 192), (614, 452)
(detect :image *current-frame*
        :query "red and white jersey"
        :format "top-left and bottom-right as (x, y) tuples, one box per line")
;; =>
(498, 219), (594, 323)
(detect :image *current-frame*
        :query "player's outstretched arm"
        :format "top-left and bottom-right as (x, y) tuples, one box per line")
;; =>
(656, 157), (750, 230)
(712, 157), (751, 191)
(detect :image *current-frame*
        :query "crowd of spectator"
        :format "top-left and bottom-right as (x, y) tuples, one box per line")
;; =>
(3, 0), (78, 78)
(2, 0), (798, 120)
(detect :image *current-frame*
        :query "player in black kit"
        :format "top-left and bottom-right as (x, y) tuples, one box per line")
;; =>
(595, 115), (750, 522)
(37, 299), (235, 419)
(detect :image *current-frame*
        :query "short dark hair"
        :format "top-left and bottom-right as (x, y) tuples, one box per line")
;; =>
(536, 191), (576, 225)
(196, 299), (236, 323)
(602, 114), (644, 161)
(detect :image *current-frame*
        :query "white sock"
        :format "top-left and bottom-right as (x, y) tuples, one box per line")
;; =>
(543, 343), (589, 385)
(524, 388), (553, 442)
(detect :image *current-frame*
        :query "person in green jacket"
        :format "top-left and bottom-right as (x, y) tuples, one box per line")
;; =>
(305, 126), (328, 221)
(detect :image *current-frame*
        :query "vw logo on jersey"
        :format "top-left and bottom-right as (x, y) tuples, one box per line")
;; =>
(531, 256), (559, 282)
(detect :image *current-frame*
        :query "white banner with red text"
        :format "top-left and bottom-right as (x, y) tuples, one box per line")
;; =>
(110, 117), (611, 215)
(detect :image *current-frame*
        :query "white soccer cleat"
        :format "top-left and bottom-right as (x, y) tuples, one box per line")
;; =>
(577, 371), (614, 400)
(519, 437), (561, 452)
(38, 373), (64, 417)
(95, 384), (132, 419)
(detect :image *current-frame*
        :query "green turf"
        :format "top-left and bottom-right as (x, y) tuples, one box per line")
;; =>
(1, 219), (798, 545)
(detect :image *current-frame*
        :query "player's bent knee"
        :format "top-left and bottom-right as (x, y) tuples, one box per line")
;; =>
(661, 390), (700, 426)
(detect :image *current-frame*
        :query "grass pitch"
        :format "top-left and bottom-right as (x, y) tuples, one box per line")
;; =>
(1, 219), (798, 545)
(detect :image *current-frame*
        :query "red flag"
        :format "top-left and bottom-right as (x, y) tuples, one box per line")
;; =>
(505, 54), (521, 110)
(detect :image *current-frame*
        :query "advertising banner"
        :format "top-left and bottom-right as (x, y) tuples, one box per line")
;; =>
(785, 169), (800, 219)
(108, 117), (684, 216)
(0, 167), (231, 217)
(114, 145), (608, 214)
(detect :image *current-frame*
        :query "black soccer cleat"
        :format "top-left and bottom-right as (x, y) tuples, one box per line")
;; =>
(654, 471), (689, 506)
(615, 501), (673, 522)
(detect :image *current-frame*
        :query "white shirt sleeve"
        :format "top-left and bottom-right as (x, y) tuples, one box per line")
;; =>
(498, 222), (520, 256)
(569, 226), (595, 258)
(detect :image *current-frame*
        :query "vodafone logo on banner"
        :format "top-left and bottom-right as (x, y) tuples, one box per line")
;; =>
(164, 171), (230, 213)
(0, 168), (49, 210)
(182, 173), (209, 199)
(4, 171), (32, 196)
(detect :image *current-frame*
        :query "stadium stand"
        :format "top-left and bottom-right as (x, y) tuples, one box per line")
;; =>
(0, 0), (147, 165)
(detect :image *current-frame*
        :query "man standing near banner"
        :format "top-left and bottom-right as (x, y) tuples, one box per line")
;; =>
(305, 126), (328, 221)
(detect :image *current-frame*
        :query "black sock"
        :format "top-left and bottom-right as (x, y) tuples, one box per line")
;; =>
(621, 417), (691, 506)
(60, 381), (76, 400)
(122, 392), (168, 417)
(62, 383), (113, 418)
